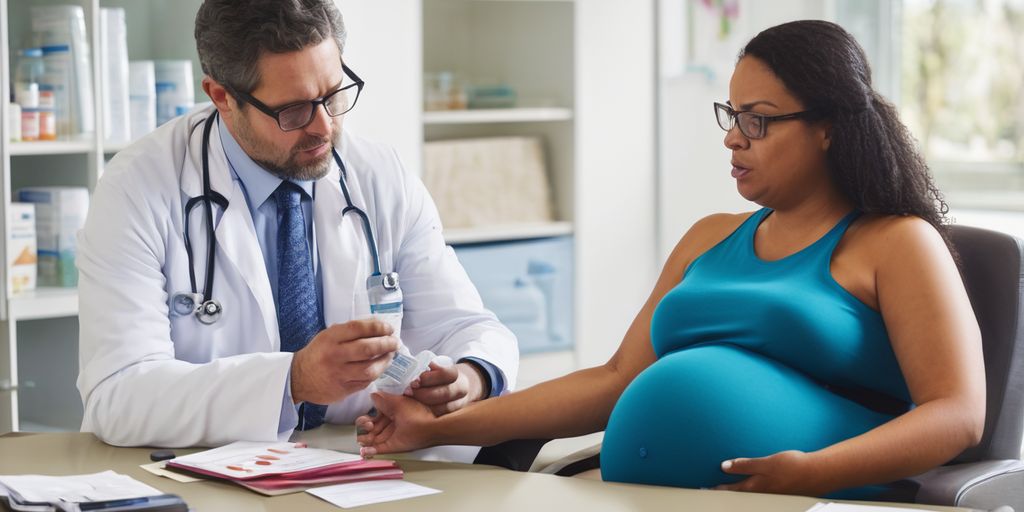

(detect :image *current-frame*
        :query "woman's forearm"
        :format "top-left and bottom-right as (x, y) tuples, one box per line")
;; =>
(809, 397), (984, 493)
(431, 364), (631, 447)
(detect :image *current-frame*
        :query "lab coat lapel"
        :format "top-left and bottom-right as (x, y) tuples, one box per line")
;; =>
(316, 159), (367, 326)
(181, 110), (279, 351)
(215, 183), (280, 350)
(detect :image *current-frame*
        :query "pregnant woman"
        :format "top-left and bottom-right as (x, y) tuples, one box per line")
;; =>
(355, 20), (985, 498)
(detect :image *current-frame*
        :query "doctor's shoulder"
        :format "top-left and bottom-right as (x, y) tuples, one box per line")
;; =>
(95, 117), (189, 206)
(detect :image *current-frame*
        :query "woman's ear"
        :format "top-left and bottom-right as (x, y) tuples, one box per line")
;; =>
(819, 121), (833, 152)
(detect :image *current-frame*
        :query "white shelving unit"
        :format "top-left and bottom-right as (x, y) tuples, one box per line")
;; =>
(0, 0), (104, 434)
(0, 0), (204, 433)
(9, 140), (96, 156)
(345, 0), (658, 384)
(421, 0), (579, 380)
(443, 221), (573, 245)
(8, 287), (79, 320)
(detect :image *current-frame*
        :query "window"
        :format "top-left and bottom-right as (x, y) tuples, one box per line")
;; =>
(900, 0), (1024, 210)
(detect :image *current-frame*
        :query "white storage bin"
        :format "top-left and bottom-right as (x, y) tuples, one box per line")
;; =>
(453, 236), (573, 354)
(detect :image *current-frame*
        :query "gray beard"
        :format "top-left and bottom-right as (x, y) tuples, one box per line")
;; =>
(253, 150), (333, 181)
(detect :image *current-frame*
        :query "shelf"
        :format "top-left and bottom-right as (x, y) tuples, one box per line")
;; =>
(8, 287), (78, 321)
(16, 420), (72, 433)
(102, 141), (133, 154)
(444, 221), (573, 245)
(9, 140), (95, 156)
(423, 107), (573, 125)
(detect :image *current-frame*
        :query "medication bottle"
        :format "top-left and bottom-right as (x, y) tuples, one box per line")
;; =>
(372, 350), (453, 395)
(21, 108), (40, 141)
(40, 44), (72, 138)
(15, 82), (39, 109)
(38, 107), (57, 141)
(38, 87), (55, 139)
(14, 48), (44, 99)
(9, 102), (22, 142)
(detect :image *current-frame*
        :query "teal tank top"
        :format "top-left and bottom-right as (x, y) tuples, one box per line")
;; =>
(601, 208), (912, 497)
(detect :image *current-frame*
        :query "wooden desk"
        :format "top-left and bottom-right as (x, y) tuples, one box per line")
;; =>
(0, 431), (974, 512)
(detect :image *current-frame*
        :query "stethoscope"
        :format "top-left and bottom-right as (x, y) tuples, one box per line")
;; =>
(170, 111), (401, 325)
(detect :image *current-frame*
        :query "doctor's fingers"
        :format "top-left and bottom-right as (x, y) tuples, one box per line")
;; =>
(338, 353), (395, 383)
(330, 335), (400, 362)
(324, 318), (394, 342)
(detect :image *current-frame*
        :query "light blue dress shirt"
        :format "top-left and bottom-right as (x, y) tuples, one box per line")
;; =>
(218, 120), (502, 434)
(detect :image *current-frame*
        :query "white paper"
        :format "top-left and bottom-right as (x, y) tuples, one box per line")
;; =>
(806, 503), (932, 512)
(169, 441), (361, 478)
(307, 480), (441, 508)
(0, 470), (162, 504)
(139, 462), (203, 484)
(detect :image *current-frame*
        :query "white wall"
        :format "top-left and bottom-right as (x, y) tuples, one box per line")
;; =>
(575, 0), (658, 367)
(656, 0), (833, 261)
(336, 0), (422, 176)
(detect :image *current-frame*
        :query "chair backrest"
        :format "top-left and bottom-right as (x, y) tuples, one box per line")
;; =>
(950, 224), (1024, 462)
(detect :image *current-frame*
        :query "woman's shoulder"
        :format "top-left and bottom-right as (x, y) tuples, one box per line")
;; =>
(662, 211), (759, 276)
(688, 211), (757, 242)
(851, 214), (944, 245)
(846, 213), (951, 267)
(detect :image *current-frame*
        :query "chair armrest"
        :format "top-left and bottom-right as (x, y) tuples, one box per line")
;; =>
(534, 440), (602, 476)
(911, 459), (1024, 511)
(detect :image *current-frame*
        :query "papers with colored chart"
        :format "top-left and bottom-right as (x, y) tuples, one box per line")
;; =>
(165, 441), (403, 496)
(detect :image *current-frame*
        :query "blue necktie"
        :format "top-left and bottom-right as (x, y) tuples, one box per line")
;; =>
(274, 181), (327, 430)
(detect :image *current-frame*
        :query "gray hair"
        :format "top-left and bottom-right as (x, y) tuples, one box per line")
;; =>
(194, 0), (346, 95)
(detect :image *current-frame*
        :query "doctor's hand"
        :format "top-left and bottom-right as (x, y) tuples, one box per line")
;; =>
(408, 362), (487, 416)
(290, 319), (399, 405)
(356, 392), (440, 457)
(715, 450), (828, 496)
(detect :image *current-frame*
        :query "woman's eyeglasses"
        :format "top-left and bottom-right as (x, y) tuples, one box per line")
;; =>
(714, 102), (817, 139)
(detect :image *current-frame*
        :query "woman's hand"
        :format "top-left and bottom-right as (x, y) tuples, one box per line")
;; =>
(355, 392), (440, 457)
(716, 450), (828, 496)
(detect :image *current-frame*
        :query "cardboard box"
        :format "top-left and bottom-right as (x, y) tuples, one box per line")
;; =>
(17, 187), (89, 288)
(8, 203), (38, 294)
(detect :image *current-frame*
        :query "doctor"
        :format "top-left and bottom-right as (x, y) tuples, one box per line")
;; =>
(76, 0), (518, 448)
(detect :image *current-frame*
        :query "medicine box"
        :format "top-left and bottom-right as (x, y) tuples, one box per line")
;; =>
(7, 203), (37, 294)
(17, 187), (89, 288)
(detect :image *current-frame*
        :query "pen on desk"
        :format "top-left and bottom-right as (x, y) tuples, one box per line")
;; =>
(74, 494), (188, 511)
(77, 497), (151, 510)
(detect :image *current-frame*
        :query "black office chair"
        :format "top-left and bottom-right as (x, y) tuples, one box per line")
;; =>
(476, 224), (1024, 509)
(906, 224), (1024, 510)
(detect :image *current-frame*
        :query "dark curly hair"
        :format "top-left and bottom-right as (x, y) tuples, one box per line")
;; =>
(740, 20), (952, 247)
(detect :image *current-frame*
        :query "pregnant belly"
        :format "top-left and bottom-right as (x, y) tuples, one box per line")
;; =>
(601, 344), (892, 489)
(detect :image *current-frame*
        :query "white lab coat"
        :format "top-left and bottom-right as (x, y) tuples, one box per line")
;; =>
(76, 105), (518, 448)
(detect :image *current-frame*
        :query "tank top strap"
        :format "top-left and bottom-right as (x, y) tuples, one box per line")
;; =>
(818, 209), (862, 255)
(736, 208), (772, 240)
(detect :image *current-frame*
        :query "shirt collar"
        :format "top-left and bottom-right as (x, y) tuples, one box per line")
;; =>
(218, 116), (315, 206)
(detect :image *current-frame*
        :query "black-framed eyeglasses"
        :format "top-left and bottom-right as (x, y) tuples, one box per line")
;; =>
(231, 64), (364, 131)
(714, 102), (816, 140)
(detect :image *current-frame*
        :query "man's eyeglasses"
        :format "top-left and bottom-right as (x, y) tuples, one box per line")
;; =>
(231, 64), (364, 132)
(714, 102), (816, 140)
